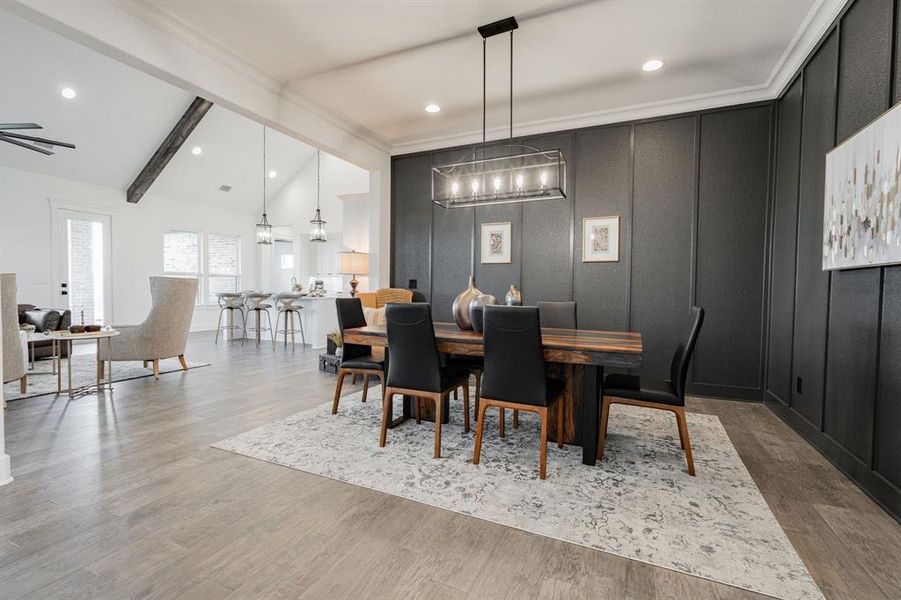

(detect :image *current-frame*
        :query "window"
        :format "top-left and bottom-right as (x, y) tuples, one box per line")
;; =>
(164, 229), (201, 277)
(206, 233), (241, 303)
(163, 230), (241, 305)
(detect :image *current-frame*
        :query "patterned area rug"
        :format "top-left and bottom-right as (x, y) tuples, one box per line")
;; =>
(4, 356), (210, 401)
(213, 386), (822, 600)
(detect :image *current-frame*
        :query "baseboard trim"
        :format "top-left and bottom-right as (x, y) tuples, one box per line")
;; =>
(688, 382), (762, 402)
(765, 399), (901, 523)
(0, 453), (12, 486)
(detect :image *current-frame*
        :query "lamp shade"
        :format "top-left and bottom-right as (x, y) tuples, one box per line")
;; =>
(339, 251), (369, 275)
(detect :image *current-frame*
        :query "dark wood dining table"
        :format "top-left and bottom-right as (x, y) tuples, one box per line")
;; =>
(343, 322), (643, 466)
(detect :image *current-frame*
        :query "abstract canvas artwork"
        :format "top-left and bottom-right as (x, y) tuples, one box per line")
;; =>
(481, 222), (512, 263)
(824, 102), (901, 270)
(582, 216), (619, 262)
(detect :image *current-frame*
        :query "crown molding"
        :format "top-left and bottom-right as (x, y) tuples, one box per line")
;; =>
(53, 0), (850, 159)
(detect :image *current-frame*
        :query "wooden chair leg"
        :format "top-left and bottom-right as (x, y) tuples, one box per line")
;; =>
(143, 360), (148, 368)
(434, 395), (443, 458)
(598, 396), (612, 459)
(538, 407), (548, 480)
(675, 407), (696, 476)
(473, 402), (489, 465)
(361, 374), (370, 402)
(352, 373), (358, 385)
(513, 409), (519, 429)
(463, 383), (471, 433)
(178, 354), (188, 370)
(556, 402), (564, 449)
(20, 375), (27, 394)
(331, 371), (347, 414)
(152, 359), (160, 379)
(415, 397), (422, 423)
(453, 388), (458, 400)
(379, 392), (393, 447)
(474, 372), (481, 422)
(499, 407), (506, 438)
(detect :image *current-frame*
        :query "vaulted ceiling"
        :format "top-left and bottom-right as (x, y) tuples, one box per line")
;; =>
(0, 9), (367, 213)
(133, 0), (842, 153)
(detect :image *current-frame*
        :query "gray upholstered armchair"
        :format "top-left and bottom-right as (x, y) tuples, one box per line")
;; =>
(100, 276), (198, 379)
(2, 273), (27, 404)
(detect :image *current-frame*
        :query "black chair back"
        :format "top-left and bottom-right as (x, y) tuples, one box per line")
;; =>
(385, 303), (443, 392)
(669, 306), (705, 398)
(336, 298), (370, 363)
(538, 301), (577, 329)
(480, 305), (549, 406)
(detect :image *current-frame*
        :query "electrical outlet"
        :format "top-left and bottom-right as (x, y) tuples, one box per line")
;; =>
(408, 279), (417, 289)
(796, 377), (803, 394)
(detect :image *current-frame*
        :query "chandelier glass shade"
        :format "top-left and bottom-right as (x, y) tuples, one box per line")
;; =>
(256, 126), (273, 245)
(310, 149), (327, 242)
(432, 146), (565, 208)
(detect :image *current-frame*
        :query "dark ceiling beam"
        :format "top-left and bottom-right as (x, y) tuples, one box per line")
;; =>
(126, 96), (213, 203)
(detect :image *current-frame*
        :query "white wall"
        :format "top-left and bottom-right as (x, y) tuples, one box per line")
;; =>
(266, 152), (369, 294)
(0, 166), (259, 331)
(340, 192), (371, 293)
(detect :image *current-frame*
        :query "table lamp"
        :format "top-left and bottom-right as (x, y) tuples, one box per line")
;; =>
(339, 250), (369, 297)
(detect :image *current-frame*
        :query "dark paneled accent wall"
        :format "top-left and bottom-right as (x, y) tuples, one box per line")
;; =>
(766, 0), (900, 519)
(392, 104), (772, 401)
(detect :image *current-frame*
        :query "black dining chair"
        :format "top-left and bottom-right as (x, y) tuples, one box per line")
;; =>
(506, 301), (577, 430)
(380, 303), (471, 458)
(598, 306), (705, 475)
(473, 306), (565, 479)
(331, 298), (384, 414)
(537, 301), (577, 329)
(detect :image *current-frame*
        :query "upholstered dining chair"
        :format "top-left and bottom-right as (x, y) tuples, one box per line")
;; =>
(508, 301), (577, 429)
(332, 297), (384, 414)
(380, 303), (470, 458)
(473, 306), (566, 479)
(598, 306), (705, 476)
(2, 273), (27, 404)
(537, 301), (577, 329)
(99, 276), (198, 379)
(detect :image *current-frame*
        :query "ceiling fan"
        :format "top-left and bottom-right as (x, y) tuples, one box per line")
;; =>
(0, 123), (75, 156)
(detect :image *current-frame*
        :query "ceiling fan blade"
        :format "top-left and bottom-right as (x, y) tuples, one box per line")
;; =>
(0, 131), (75, 149)
(0, 134), (54, 155)
(0, 123), (42, 130)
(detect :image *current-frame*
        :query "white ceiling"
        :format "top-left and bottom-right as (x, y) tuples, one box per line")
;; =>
(151, 106), (317, 215)
(0, 9), (193, 189)
(136, 0), (835, 152)
(0, 9), (367, 214)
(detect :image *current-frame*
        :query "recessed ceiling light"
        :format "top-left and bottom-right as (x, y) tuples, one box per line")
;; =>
(191, 146), (202, 156)
(642, 59), (664, 72)
(425, 104), (441, 113)
(268, 170), (277, 178)
(60, 87), (77, 99)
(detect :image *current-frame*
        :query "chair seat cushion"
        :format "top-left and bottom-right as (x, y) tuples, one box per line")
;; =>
(604, 373), (681, 406)
(440, 366), (471, 390)
(341, 356), (384, 371)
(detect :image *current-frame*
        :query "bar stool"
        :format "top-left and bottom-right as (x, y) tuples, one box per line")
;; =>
(244, 292), (274, 346)
(274, 293), (306, 349)
(215, 292), (246, 345)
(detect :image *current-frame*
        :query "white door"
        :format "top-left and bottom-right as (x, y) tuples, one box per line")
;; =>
(54, 208), (112, 326)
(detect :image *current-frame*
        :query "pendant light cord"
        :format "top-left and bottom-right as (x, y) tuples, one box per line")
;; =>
(509, 30), (513, 144)
(262, 126), (267, 215)
(482, 38), (486, 149)
(316, 149), (321, 212)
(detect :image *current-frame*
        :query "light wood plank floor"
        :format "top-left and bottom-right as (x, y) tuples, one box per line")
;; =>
(1, 332), (899, 599)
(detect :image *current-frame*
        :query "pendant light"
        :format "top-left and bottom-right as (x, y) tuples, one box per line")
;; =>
(309, 149), (327, 242)
(256, 126), (273, 245)
(431, 16), (565, 209)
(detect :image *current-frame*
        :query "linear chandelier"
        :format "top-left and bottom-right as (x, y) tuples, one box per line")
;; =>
(432, 16), (566, 209)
